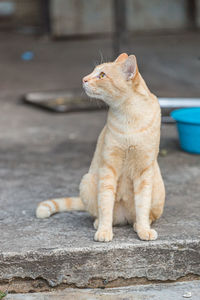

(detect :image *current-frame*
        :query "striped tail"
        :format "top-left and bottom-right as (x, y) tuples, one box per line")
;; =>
(36, 197), (85, 219)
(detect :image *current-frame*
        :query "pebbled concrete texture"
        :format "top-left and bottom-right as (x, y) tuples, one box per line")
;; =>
(0, 99), (200, 291)
(5, 281), (200, 300)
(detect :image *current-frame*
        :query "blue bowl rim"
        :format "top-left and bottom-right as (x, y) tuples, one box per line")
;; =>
(170, 107), (200, 125)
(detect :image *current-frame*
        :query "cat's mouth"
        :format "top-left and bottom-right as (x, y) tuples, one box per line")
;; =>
(83, 83), (101, 99)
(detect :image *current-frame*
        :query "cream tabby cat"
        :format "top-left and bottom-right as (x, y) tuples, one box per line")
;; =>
(36, 53), (165, 242)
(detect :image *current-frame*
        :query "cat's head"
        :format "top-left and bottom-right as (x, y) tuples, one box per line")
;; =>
(82, 53), (140, 107)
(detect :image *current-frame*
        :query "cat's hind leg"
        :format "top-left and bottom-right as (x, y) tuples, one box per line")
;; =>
(150, 161), (165, 223)
(79, 172), (98, 217)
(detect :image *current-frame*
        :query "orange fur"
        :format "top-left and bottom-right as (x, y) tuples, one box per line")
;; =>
(140, 164), (152, 177)
(65, 197), (72, 208)
(42, 203), (52, 210)
(100, 175), (113, 181)
(52, 199), (59, 211)
(36, 53), (165, 242)
(102, 160), (117, 178)
(134, 179), (149, 195)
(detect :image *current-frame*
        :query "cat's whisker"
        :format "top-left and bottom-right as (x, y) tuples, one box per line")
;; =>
(80, 90), (85, 97)
(93, 60), (99, 67)
(97, 100), (104, 109)
(99, 50), (104, 64)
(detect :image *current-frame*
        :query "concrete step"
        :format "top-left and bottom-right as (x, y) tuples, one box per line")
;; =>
(5, 281), (200, 300)
(0, 104), (200, 293)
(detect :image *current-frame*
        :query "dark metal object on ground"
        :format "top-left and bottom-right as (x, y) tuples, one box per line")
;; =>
(23, 89), (107, 113)
(24, 90), (200, 123)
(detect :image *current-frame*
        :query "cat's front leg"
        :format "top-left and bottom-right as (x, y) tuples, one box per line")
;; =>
(133, 165), (158, 241)
(94, 165), (116, 242)
(94, 147), (124, 242)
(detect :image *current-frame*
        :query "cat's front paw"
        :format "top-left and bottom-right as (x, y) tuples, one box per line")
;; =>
(94, 228), (113, 242)
(134, 224), (158, 241)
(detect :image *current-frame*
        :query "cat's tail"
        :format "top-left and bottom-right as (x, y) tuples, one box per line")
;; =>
(36, 197), (85, 218)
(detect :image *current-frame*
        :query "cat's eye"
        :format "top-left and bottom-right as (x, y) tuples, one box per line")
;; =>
(98, 72), (106, 79)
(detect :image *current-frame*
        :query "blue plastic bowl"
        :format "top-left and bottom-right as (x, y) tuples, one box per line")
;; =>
(170, 108), (200, 154)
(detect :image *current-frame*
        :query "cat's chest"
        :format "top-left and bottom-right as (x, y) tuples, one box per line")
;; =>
(119, 147), (137, 178)
(124, 145), (138, 163)
(121, 146), (137, 172)
(121, 146), (151, 178)
(118, 131), (146, 150)
(116, 121), (158, 150)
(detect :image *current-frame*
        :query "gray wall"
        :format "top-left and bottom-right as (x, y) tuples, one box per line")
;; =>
(0, 0), (41, 29)
(127, 0), (189, 31)
(51, 0), (114, 36)
(0, 0), (199, 35)
(51, 0), (196, 37)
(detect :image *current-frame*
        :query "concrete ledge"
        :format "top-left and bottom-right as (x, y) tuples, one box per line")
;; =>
(1, 239), (200, 292)
(0, 104), (200, 292)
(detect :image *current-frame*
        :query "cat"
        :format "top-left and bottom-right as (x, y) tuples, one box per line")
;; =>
(36, 53), (165, 242)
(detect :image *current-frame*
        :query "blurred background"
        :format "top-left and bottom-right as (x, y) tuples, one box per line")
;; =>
(0, 0), (199, 103)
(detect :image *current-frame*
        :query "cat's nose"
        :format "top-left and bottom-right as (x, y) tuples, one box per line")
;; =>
(82, 77), (88, 83)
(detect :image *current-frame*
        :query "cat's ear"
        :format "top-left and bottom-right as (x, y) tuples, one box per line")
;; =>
(122, 55), (137, 80)
(115, 53), (128, 63)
